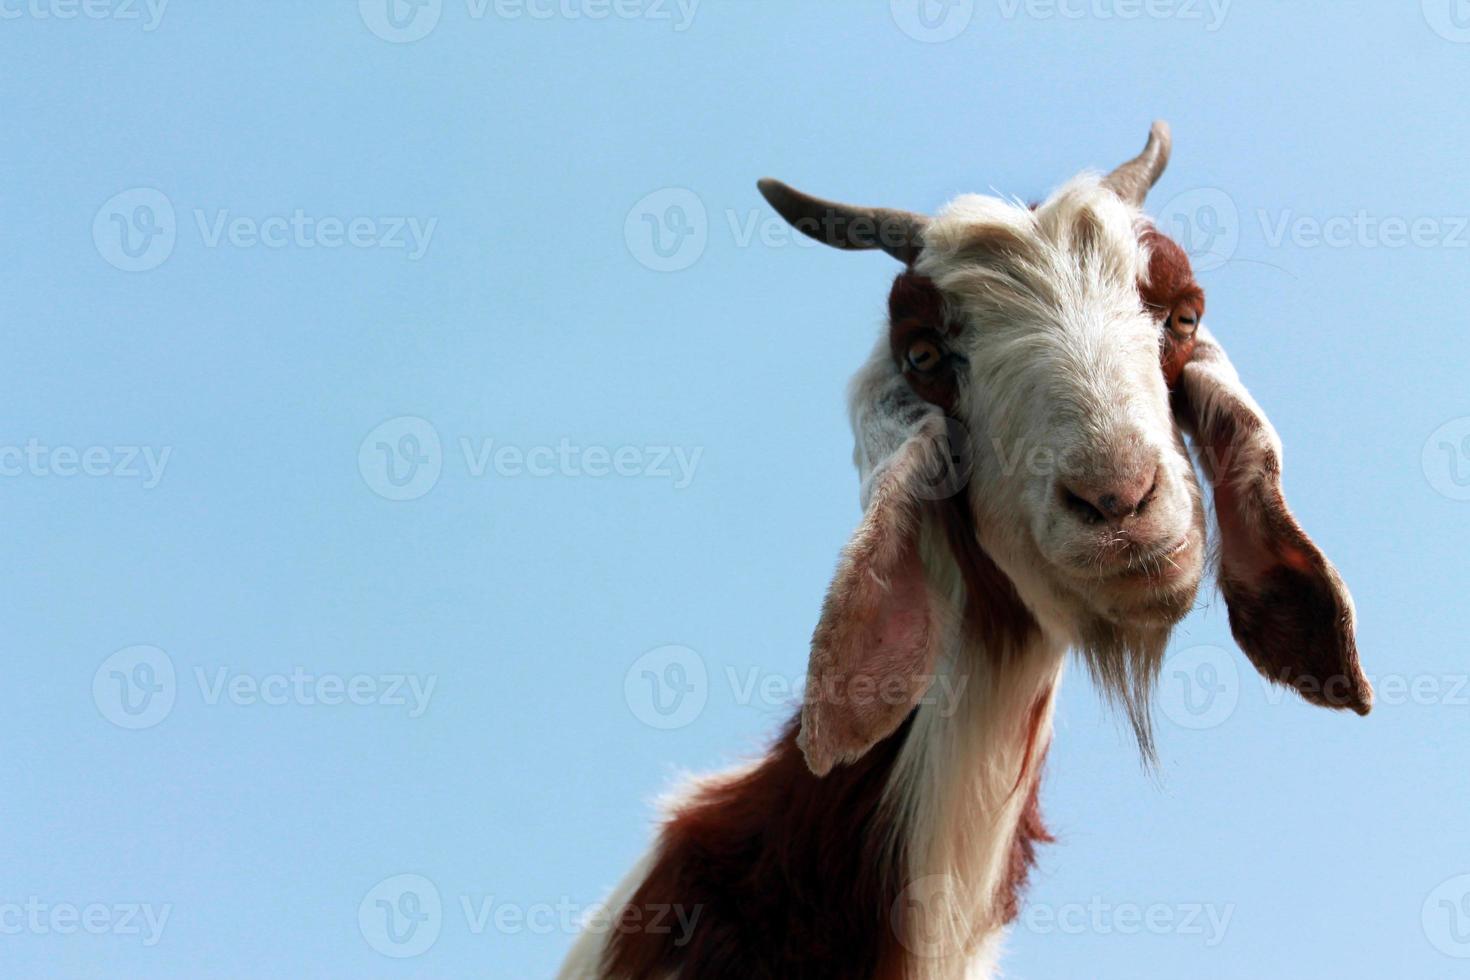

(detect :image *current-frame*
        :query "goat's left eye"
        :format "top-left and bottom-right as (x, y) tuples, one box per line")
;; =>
(906, 340), (943, 373)
(1170, 308), (1200, 337)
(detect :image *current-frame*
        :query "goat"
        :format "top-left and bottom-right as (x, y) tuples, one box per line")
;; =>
(558, 122), (1372, 980)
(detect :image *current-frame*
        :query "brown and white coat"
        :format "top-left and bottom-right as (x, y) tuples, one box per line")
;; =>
(558, 122), (1371, 980)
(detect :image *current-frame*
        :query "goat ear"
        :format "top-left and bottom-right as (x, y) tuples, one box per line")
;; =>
(798, 364), (959, 776)
(1174, 328), (1373, 715)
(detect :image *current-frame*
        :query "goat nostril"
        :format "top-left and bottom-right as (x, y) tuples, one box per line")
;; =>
(1061, 486), (1107, 525)
(1133, 473), (1159, 516)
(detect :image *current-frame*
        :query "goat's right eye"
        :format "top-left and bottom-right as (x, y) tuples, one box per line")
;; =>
(906, 340), (942, 373)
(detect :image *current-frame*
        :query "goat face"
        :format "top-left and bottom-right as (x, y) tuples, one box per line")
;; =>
(760, 123), (1371, 777)
(904, 182), (1206, 639)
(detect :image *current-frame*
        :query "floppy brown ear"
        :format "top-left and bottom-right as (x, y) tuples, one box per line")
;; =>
(1174, 328), (1373, 715)
(797, 360), (960, 776)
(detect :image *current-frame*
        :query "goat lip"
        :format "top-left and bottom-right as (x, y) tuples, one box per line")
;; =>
(1108, 536), (1198, 586)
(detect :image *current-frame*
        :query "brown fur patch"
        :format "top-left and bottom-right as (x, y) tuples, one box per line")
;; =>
(1181, 388), (1372, 715)
(888, 273), (963, 413)
(602, 714), (914, 980)
(997, 764), (1053, 926)
(936, 494), (1039, 659)
(1139, 226), (1205, 389)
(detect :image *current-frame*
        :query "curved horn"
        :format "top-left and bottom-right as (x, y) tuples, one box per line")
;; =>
(1102, 120), (1172, 206)
(757, 178), (927, 265)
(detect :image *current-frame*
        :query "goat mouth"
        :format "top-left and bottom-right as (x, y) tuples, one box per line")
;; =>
(1111, 536), (1196, 585)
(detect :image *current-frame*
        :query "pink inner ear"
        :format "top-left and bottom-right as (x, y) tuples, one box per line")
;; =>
(1209, 444), (1314, 580)
(800, 447), (946, 776)
(870, 546), (930, 658)
(1210, 465), (1274, 581)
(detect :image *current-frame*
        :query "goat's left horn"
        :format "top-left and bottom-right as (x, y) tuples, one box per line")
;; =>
(757, 178), (928, 265)
(1102, 120), (1172, 206)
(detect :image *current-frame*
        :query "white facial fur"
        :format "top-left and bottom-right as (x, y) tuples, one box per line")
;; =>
(914, 176), (1206, 645)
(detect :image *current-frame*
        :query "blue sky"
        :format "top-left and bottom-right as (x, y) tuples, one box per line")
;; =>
(2, 2), (1468, 977)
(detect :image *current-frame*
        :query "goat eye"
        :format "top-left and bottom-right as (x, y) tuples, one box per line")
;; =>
(906, 340), (943, 372)
(1170, 309), (1199, 337)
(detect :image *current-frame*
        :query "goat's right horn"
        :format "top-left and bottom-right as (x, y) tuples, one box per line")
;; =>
(757, 178), (927, 265)
(1102, 120), (1172, 206)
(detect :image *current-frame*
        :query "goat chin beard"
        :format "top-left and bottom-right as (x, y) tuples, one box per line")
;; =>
(1075, 611), (1176, 765)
